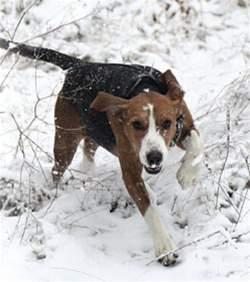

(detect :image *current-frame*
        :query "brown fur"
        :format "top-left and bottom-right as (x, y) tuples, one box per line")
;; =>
(52, 70), (196, 215)
(51, 69), (199, 266)
(0, 35), (198, 265)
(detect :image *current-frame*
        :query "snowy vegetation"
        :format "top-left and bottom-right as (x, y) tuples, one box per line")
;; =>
(0, 0), (250, 280)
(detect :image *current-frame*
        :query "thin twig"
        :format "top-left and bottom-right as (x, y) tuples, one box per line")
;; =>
(147, 230), (222, 265)
(11, 0), (40, 40)
(216, 108), (231, 209)
(209, 229), (250, 249)
(23, 5), (103, 43)
(233, 157), (250, 231)
(0, 54), (20, 89)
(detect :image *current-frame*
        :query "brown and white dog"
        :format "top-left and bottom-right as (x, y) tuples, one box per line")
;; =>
(0, 38), (203, 266)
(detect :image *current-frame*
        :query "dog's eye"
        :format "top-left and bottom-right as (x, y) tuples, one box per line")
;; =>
(132, 120), (145, 130)
(162, 119), (172, 129)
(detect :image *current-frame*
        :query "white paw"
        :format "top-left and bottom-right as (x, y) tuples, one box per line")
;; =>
(153, 226), (178, 266)
(177, 163), (198, 189)
(144, 206), (178, 266)
(155, 236), (179, 266)
(155, 237), (176, 256)
(158, 252), (179, 267)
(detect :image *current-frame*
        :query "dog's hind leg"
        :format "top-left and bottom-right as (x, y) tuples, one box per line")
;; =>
(52, 127), (83, 182)
(52, 96), (83, 183)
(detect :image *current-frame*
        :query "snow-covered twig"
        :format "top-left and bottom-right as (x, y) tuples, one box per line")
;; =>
(147, 230), (222, 265)
(23, 4), (105, 43)
(11, 0), (40, 41)
(209, 228), (250, 249)
(233, 157), (250, 231)
(0, 54), (20, 89)
(216, 108), (231, 209)
(148, 226), (250, 265)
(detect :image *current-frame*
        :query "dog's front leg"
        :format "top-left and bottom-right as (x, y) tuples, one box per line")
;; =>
(177, 129), (203, 189)
(119, 155), (178, 266)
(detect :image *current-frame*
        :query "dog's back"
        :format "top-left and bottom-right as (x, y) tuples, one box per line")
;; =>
(0, 38), (167, 151)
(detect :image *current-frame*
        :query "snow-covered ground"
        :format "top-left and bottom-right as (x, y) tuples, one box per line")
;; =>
(0, 0), (250, 281)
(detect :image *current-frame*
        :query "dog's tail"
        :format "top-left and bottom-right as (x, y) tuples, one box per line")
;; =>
(0, 38), (82, 70)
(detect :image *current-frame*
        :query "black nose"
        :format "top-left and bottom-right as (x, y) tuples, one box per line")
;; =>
(146, 150), (163, 166)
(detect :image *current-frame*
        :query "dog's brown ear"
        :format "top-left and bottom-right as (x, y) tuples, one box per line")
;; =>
(161, 69), (184, 101)
(90, 91), (128, 115)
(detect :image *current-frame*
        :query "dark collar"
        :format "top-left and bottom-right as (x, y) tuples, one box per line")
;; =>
(171, 114), (184, 147)
(126, 70), (167, 98)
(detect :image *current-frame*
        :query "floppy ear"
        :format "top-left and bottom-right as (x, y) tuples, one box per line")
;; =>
(90, 91), (128, 116)
(161, 69), (184, 102)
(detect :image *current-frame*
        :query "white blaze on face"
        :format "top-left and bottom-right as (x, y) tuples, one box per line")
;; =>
(139, 104), (168, 168)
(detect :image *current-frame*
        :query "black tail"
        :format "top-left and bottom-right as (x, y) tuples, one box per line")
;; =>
(0, 38), (82, 70)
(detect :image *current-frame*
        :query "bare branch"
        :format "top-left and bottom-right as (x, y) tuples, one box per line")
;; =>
(147, 230), (222, 265)
(23, 4), (104, 43)
(233, 157), (250, 231)
(216, 108), (231, 209)
(11, 0), (40, 40)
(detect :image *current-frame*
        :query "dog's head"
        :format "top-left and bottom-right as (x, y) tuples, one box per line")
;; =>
(90, 69), (184, 174)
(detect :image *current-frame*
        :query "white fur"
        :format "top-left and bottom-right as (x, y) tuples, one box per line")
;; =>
(80, 152), (96, 177)
(144, 181), (157, 206)
(139, 104), (168, 168)
(177, 130), (203, 189)
(144, 206), (176, 258)
(143, 168), (177, 264)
